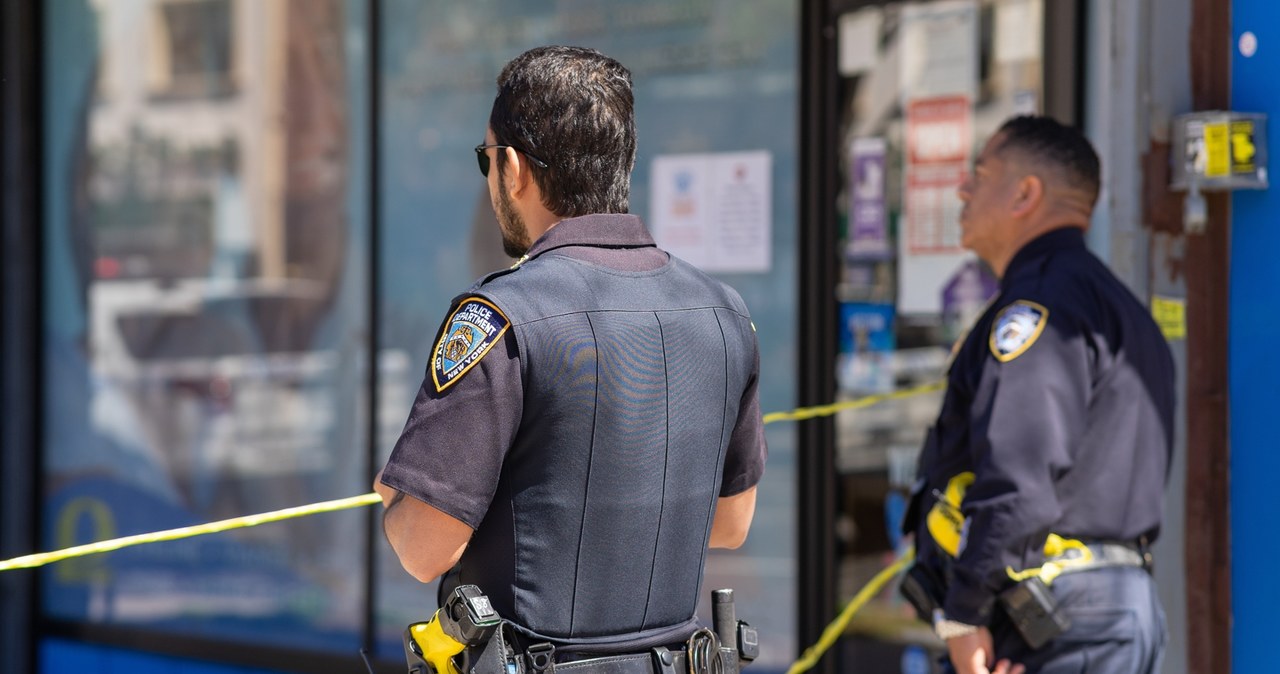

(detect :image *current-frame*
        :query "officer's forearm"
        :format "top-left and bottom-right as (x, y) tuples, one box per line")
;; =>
(379, 488), (474, 583)
(710, 487), (757, 549)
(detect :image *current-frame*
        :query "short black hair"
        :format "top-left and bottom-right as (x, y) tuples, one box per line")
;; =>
(994, 115), (1101, 204)
(489, 46), (636, 217)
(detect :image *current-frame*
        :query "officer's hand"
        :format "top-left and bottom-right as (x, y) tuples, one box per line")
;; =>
(946, 627), (1024, 674)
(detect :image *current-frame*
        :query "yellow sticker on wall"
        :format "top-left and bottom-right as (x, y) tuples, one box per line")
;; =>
(1231, 121), (1257, 173)
(1204, 122), (1230, 177)
(1152, 295), (1187, 341)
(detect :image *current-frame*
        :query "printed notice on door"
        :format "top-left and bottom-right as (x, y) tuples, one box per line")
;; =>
(904, 96), (970, 255)
(649, 151), (772, 273)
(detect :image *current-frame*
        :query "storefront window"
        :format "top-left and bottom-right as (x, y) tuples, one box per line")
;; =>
(376, 1), (799, 666)
(42, 0), (371, 652)
(830, 0), (1043, 669)
(39, 0), (795, 667)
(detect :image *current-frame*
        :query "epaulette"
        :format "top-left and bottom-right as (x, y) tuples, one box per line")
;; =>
(474, 254), (530, 289)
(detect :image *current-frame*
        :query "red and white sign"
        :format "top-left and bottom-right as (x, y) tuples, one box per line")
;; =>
(904, 95), (971, 255)
(907, 96), (971, 165)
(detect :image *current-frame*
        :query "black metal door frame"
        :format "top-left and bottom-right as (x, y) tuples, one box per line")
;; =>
(797, 0), (840, 671)
(2, 1), (43, 673)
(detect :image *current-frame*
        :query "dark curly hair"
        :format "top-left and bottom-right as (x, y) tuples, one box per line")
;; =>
(489, 46), (636, 217)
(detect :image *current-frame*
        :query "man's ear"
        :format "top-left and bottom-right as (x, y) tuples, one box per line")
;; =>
(503, 146), (532, 197)
(1011, 174), (1043, 217)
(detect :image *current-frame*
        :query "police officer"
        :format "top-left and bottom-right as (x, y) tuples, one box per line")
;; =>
(373, 46), (767, 665)
(903, 116), (1175, 674)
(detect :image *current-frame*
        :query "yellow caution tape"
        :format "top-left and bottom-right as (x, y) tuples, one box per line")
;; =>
(0, 493), (382, 573)
(762, 380), (945, 424)
(0, 380), (944, 572)
(786, 547), (916, 674)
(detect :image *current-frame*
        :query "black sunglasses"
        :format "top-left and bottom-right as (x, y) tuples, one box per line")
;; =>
(474, 143), (549, 177)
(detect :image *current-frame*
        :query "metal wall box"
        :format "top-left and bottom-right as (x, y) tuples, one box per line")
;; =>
(1171, 111), (1268, 191)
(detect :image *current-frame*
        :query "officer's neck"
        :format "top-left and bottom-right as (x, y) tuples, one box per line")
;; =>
(512, 186), (564, 246)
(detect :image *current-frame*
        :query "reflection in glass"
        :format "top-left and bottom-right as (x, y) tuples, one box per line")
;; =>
(43, 0), (370, 652)
(152, 0), (236, 100)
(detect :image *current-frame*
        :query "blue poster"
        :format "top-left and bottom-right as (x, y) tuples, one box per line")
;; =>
(837, 302), (896, 393)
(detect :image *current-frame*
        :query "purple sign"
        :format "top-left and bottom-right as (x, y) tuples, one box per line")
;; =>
(941, 259), (999, 342)
(848, 137), (891, 258)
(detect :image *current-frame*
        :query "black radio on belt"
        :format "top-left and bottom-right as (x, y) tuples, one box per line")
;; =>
(998, 577), (1071, 649)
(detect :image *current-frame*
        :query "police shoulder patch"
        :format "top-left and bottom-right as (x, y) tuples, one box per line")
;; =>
(989, 300), (1049, 362)
(431, 297), (511, 393)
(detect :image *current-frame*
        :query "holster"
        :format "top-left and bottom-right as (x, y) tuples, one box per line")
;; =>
(899, 561), (946, 623)
(465, 623), (522, 674)
(998, 577), (1070, 650)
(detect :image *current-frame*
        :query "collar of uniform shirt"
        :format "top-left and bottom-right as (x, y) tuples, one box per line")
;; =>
(523, 213), (657, 261)
(999, 226), (1086, 289)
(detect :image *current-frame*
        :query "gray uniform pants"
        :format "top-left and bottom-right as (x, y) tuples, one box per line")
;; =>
(944, 567), (1167, 674)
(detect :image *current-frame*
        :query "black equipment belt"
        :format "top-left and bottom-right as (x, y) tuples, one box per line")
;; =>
(553, 649), (688, 674)
(521, 617), (744, 674)
(1048, 541), (1152, 574)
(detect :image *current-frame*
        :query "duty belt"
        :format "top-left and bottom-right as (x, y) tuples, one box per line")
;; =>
(997, 539), (1154, 649)
(552, 647), (688, 674)
(524, 625), (747, 674)
(1047, 540), (1153, 575)
(1005, 535), (1153, 586)
(406, 585), (757, 674)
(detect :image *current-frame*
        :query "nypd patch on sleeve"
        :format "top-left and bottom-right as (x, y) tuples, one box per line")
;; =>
(431, 297), (511, 392)
(989, 300), (1049, 362)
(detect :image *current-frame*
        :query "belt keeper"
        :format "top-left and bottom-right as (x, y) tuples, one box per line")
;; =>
(527, 643), (556, 674)
(1139, 535), (1155, 573)
(651, 646), (678, 674)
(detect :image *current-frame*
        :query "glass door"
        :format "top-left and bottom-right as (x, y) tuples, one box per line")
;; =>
(805, 1), (1055, 671)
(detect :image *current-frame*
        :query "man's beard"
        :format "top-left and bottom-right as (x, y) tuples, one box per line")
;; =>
(497, 180), (531, 259)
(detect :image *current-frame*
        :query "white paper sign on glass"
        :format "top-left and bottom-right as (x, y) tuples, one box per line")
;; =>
(649, 150), (773, 273)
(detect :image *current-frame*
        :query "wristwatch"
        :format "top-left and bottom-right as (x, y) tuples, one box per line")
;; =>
(932, 609), (979, 640)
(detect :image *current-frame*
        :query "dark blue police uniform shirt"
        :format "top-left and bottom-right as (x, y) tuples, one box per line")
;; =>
(381, 214), (767, 531)
(916, 226), (1176, 626)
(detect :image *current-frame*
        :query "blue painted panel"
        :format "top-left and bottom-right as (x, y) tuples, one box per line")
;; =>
(41, 639), (292, 674)
(41, 639), (104, 674)
(1230, 2), (1280, 672)
(102, 648), (176, 674)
